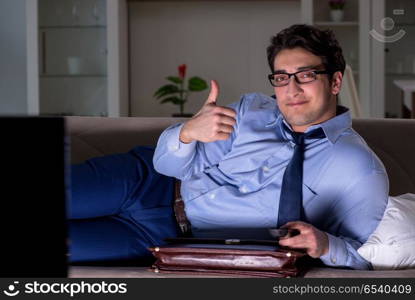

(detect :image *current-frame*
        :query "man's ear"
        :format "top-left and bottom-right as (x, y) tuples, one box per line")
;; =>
(331, 71), (343, 95)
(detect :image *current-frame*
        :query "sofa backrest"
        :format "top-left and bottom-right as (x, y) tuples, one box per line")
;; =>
(65, 116), (415, 196)
(352, 118), (415, 196)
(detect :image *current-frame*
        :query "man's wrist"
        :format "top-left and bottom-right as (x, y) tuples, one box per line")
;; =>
(179, 125), (193, 144)
(321, 232), (329, 256)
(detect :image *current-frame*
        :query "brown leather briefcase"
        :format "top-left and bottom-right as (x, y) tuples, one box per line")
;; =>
(148, 238), (308, 277)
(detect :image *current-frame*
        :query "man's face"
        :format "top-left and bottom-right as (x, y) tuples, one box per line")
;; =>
(273, 47), (342, 132)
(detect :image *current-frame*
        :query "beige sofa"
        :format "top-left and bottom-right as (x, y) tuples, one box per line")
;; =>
(66, 116), (415, 278)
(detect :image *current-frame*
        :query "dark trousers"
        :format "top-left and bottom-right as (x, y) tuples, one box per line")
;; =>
(68, 146), (180, 263)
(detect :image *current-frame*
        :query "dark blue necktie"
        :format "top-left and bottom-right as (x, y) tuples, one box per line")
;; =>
(277, 126), (326, 228)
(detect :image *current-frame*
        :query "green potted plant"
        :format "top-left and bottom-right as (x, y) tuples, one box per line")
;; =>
(154, 64), (208, 117)
(329, 0), (345, 22)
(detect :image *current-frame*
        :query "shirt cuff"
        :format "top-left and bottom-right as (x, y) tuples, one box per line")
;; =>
(319, 232), (348, 267)
(165, 123), (197, 157)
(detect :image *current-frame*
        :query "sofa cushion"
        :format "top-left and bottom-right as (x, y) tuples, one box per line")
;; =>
(357, 193), (415, 270)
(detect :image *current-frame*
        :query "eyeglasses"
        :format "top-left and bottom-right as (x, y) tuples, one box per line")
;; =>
(268, 69), (331, 87)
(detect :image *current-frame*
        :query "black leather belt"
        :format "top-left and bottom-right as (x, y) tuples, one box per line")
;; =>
(173, 180), (192, 236)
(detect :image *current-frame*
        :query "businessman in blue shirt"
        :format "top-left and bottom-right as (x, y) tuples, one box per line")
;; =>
(69, 24), (388, 270)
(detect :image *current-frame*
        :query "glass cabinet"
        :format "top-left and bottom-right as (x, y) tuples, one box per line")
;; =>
(33, 0), (128, 117)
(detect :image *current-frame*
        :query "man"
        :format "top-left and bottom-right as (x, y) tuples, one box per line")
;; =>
(153, 24), (388, 269)
(68, 24), (388, 270)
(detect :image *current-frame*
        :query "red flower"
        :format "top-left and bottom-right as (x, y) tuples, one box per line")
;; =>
(178, 64), (187, 79)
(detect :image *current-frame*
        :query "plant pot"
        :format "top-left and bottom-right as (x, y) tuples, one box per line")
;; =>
(172, 113), (193, 118)
(330, 9), (344, 22)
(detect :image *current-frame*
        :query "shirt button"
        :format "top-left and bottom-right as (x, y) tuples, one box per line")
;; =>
(209, 193), (216, 199)
(331, 257), (337, 264)
(262, 166), (270, 172)
(170, 145), (179, 151)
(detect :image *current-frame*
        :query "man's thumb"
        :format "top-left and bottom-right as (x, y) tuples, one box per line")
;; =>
(205, 80), (219, 105)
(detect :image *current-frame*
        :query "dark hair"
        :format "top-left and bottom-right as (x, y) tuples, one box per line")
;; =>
(266, 24), (345, 76)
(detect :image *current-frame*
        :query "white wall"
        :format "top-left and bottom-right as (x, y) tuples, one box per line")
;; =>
(0, 0), (28, 115)
(129, 0), (301, 117)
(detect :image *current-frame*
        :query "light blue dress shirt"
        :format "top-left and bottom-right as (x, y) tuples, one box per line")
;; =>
(153, 93), (389, 270)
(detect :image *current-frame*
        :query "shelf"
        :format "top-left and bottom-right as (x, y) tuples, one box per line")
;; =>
(314, 21), (359, 27)
(386, 73), (415, 76)
(395, 23), (415, 26)
(40, 74), (107, 78)
(39, 25), (106, 29)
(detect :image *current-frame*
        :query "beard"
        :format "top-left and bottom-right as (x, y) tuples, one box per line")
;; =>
(280, 98), (335, 129)
(284, 109), (324, 127)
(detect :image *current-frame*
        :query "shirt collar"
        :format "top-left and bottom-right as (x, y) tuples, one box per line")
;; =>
(316, 106), (351, 144)
(274, 105), (351, 144)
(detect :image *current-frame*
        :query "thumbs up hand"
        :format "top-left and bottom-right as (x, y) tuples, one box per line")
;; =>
(179, 80), (237, 143)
